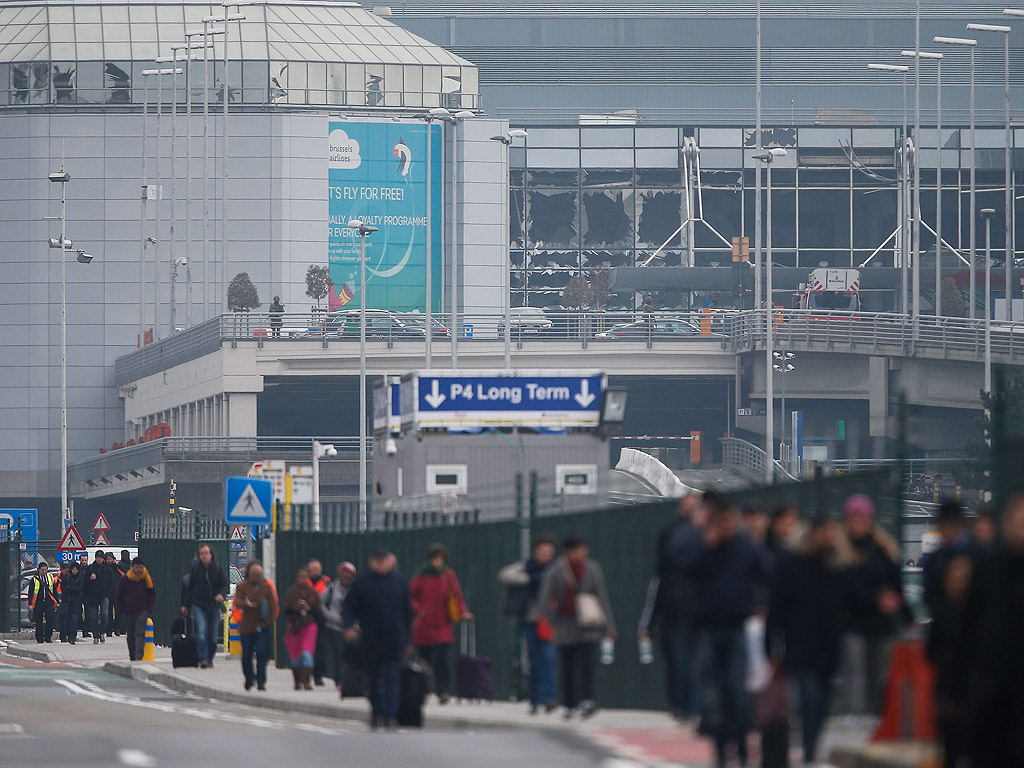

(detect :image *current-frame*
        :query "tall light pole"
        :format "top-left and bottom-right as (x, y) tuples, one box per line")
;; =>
(446, 109), (474, 369)
(490, 129), (529, 370)
(902, 50), (944, 314)
(48, 166), (94, 528)
(755, 0), (763, 309)
(868, 63), (910, 313)
(936, 36), (978, 318)
(156, 59), (185, 332)
(144, 67), (179, 337)
(139, 74), (150, 345)
(348, 219), (377, 530)
(977, 19), (1014, 321)
(773, 350), (795, 460)
(982, 208), (995, 394)
(753, 146), (787, 481)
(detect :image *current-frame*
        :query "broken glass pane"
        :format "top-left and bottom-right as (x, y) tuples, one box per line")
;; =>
(52, 63), (76, 104)
(582, 250), (633, 269)
(528, 169), (578, 187)
(696, 188), (741, 249)
(582, 169), (632, 188)
(105, 61), (131, 104)
(582, 190), (633, 248)
(637, 190), (682, 249)
(636, 169), (680, 187)
(527, 189), (578, 249)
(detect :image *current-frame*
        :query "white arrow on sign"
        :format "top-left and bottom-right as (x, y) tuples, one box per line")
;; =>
(574, 379), (596, 407)
(424, 379), (447, 409)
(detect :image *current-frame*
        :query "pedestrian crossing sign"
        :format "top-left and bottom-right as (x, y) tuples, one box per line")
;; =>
(230, 525), (246, 541)
(57, 524), (85, 550)
(224, 476), (273, 524)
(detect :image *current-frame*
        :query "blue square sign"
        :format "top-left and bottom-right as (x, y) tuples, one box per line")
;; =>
(224, 477), (273, 525)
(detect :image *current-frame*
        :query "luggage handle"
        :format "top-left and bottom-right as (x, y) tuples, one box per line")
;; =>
(460, 617), (476, 657)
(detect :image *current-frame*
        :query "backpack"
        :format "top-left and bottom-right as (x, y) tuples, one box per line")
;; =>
(502, 585), (530, 619)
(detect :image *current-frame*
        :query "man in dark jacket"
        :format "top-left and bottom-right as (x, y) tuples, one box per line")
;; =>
(671, 491), (770, 768)
(62, 562), (86, 644)
(104, 552), (121, 636)
(180, 544), (229, 669)
(769, 516), (851, 764)
(343, 549), (411, 730)
(115, 557), (157, 661)
(85, 550), (114, 644)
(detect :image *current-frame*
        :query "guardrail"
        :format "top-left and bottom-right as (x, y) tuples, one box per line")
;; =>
(115, 308), (1024, 386)
(720, 436), (798, 484)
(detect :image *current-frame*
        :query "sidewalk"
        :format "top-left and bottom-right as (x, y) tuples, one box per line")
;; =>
(3, 632), (915, 767)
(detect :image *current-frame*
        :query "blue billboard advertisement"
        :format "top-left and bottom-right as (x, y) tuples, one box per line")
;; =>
(328, 121), (442, 312)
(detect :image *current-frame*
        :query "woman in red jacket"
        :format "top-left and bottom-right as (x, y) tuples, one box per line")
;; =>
(410, 543), (472, 704)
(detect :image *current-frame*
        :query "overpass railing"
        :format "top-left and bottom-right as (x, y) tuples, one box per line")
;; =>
(721, 437), (798, 484)
(115, 308), (1024, 385)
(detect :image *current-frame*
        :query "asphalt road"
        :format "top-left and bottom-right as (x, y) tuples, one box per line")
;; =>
(0, 652), (614, 768)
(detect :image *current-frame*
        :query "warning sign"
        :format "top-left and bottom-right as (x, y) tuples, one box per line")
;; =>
(230, 525), (246, 541)
(93, 531), (111, 547)
(58, 525), (85, 550)
(92, 513), (111, 531)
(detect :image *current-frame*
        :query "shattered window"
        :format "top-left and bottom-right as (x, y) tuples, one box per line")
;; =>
(582, 168), (632, 188)
(582, 190), (633, 248)
(52, 63), (77, 104)
(11, 62), (48, 104)
(697, 188), (741, 249)
(105, 61), (131, 104)
(637, 190), (682, 249)
(527, 189), (578, 249)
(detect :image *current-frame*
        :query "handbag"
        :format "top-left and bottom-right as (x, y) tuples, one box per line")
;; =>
(564, 562), (606, 629)
(445, 572), (462, 623)
(535, 615), (555, 642)
(753, 662), (790, 729)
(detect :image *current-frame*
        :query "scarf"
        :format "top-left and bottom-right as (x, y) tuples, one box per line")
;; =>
(126, 567), (154, 589)
(419, 562), (448, 576)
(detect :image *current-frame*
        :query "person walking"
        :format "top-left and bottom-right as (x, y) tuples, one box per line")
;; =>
(76, 552), (91, 638)
(104, 552), (121, 637)
(671, 491), (771, 768)
(410, 543), (472, 705)
(343, 549), (412, 730)
(62, 562), (85, 644)
(234, 559), (278, 691)
(29, 562), (58, 644)
(499, 534), (559, 715)
(538, 533), (617, 720)
(321, 561), (358, 695)
(115, 557), (156, 661)
(283, 567), (321, 690)
(307, 559), (331, 686)
(180, 543), (229, 669)
(769, 516), (852, 765)
(838, 494), (906, 718)
(54, 563), (68, 643)
(269, 295), (285, 338)
(85, 550), (113, 644)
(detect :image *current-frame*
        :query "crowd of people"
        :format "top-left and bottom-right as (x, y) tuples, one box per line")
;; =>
(28, 549), (137, 646)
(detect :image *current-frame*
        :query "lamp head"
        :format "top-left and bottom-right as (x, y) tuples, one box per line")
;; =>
(76, 250), (93, 264)
(508, 129), (529, 139)
(768, 147), (788, 158)
(428, 107), (450, 117)
(981, 208), (996, 219)
(347, 219), (363, 229)
(48, 170), (71, 183)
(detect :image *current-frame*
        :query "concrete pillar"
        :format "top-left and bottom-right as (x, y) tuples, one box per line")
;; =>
(868, 356), (889, 438)
(227, 392), (257, 437)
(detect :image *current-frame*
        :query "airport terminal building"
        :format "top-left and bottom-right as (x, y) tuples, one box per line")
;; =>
(1, 0), (1021, 524)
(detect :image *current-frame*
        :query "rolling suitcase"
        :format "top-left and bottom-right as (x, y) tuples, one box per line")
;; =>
(171, 615), (199, 669)
(398, 658), (432, 727)
(456, 619), (494, 702)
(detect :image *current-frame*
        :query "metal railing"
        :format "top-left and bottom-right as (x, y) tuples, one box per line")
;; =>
(116, 308), (1024, 386)
(720, 436), (798, 484)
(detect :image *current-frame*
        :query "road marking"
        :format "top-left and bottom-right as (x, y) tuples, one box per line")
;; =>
(118, 749), (158, 767)
(53, 679), (352, 735)
(0, 724), (24, 734)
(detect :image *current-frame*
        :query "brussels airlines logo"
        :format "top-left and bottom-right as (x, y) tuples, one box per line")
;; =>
(329, 128), (361, 169)
(393, 138), (412, 176)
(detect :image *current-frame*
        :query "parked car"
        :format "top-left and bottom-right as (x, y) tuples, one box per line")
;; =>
(325, 310), (431, 339)
(496, 307), (554, 335)
(594, 317), (703, 340)
(397, 313), (451, 338)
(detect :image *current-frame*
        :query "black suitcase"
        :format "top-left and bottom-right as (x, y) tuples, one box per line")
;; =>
(340, 663), (367, 698)
(760, 719), (790, 768)
(397, 658), (432, 727)
(456, 619), (494, 702)
(171, 616), (199, 669)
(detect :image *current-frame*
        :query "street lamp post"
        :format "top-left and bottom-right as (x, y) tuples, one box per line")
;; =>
(446, 110), (475, 370)
(902, 50), (944, 314)
(311, 440), (337, 532)
(490, 129), (529, 370)
(773, 350), (795, 463)
(47, 165), (94, 528)
(868, 64), (910, 313)
(935, 36), (978, 318)
(348, 219), (378, 530)
(139, 74), (150, 345)
(975, 19), (1014, 321)
(982, 208), (996, 394)
(753, 146), (787, 481)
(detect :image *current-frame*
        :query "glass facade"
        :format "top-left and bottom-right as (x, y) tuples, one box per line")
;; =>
(510, 125), (1022, 310)
(0, 2), (479, 109)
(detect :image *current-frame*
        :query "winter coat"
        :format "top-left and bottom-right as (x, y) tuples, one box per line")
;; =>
(233, 579), (278, 635)
(653, 516), (699, 628)
(537, 556), (616, 646)
(84, 561), (113, 605)
(321, 580), (351, 633)
(498, 557), (551, 622)
(343, 568), (411, 664)
(768, 547), (849, 676)
(410, 568), (467, 646)
(61, 570), (85, 611)
(671, 530), (771, 630)
(115, 568), (156, 615)
(181, 559), (229, 610)
(283, 583), (321, 631)
(841, 527), (905, 637)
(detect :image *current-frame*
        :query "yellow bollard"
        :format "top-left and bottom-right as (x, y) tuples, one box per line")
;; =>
(229, 608), (241, 656)
(143, 618), (155, 661)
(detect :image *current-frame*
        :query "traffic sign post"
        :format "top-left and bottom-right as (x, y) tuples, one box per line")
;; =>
(57, 524), (85, 551)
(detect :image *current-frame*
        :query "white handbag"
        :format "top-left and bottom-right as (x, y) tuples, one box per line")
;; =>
(565, 562), (606, 629)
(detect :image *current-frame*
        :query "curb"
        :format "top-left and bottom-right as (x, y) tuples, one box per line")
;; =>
(6, 645), (56, 663)
(101, 661), (558, 731)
